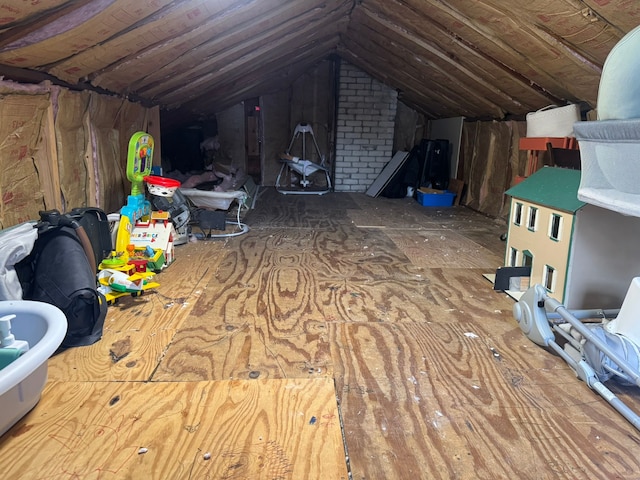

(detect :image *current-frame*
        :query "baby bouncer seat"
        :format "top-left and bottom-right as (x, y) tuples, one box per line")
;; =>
(276, 123), (332, 195)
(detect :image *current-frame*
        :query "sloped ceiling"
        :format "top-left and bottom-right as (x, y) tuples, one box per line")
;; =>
(0, 0), (635, 126)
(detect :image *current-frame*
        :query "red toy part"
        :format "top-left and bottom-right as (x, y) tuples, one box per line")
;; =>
(128, 259), (147, 273)
(144, 175), (181, 198)
(144, 175), (181, 188)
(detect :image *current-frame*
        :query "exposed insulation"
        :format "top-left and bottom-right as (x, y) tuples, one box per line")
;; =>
(55, 89), (92, 210)
(88, 93), (149, 215)
(0, 94), (51, 228)
(0, 1), (629, 121)
(460, 120), (526, 218)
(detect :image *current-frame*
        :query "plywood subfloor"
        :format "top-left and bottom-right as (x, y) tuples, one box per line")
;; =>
(1, 378), (347, 480)
(2, 188), (640, 480)
(332, 321), (638, 479)
(47, 241), (226, 382)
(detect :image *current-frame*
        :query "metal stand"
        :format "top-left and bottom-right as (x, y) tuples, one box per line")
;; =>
(276, 123), (331, 195)
(514, 284), (640, 431)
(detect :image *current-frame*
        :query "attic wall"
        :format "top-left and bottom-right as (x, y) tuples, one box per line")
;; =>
(331, 61), (527, 217)
(55, 90), (93, 210)
(0, 81), (158, 229)
(204, 60), (401, 194)
(0, 69), (532, 229)
(262, 90), (291, 186)
(459, 120), (527, 219)
(216, 104), (246, 173)
(262, 59), (336, 186)
(393, 102), (427, 153)
(205, 61), (527, 218)
(0, 85), (55, 228)
(211, 59), (337, 187)
(286, 60), (336, 171)
(161, 126), (205, 174)
(335, 61), (398, 192)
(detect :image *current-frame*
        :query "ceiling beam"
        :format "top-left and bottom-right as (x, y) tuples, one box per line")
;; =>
(155, 17), (347, 106)
(350, 7), (510, 117)
(136, 0), (347, 99)
(178, 37), (340, 114)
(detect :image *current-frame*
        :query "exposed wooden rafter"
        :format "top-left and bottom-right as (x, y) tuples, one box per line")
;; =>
(0, 0), (632, 124)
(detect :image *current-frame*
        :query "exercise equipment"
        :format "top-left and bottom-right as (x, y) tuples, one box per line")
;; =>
(276, 123), (331, 195)
(513, 282), (640, 431)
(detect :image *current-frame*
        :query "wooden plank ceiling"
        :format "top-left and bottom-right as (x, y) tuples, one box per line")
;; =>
(0, 0), (635, 125)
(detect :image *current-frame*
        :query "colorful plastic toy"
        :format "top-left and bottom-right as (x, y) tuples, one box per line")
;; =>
(97, 269), (160, 305)
(121, 132), (154, 225)
(99, 214), (167, 273)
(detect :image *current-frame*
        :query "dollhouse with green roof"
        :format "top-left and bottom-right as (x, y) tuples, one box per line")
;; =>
(503, 166), (640, 309)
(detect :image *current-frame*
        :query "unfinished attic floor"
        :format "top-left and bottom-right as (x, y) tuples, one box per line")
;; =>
(2, 188), (640, 480)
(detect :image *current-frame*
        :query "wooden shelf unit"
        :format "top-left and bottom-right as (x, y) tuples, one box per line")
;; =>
(518, 136), (580, 178)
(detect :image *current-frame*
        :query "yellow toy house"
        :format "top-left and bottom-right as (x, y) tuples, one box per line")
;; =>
(503, 166), (640, 309)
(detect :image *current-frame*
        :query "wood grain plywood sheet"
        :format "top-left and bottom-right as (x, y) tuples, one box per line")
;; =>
(319, 267), (515, 326)
(330, 321), (640, 480)
(348, 200), (448, 230)
(460, 227), (507, 255)
(153, 318), (334, 381)
(155, 233), (513, 382)
(0, 379), (347, 480)
(347, 207), (443, 230)
(199, 224), (426, 320)
(232, 223), (419, 283)
(246, 189), (360, 228)
(349, 193), (509, 233)
(47, 241), (224, 382)
(387, 229), (504, 269)
(152, 250), (335, 380)
(48, 326), (176, 383)
(153, 225), (409, 380)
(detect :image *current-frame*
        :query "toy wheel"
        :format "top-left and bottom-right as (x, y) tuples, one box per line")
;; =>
(132, 291), (144, 297)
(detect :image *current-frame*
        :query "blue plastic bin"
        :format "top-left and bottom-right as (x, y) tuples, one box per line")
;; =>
(416, 190), (456, 207)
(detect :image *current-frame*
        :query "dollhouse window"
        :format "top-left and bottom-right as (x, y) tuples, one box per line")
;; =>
(514, 202), (523, 225)
(549, 213), (562, 241)
(509, 247), (518, 267)
(527, 206), (538, 231)
(544, 265), (556, 291)
(522, 250), (533, 268)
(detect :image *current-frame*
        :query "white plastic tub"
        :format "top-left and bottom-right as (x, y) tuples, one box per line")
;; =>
(179, 188), (246, 210)
(0, 300), (66, 437)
